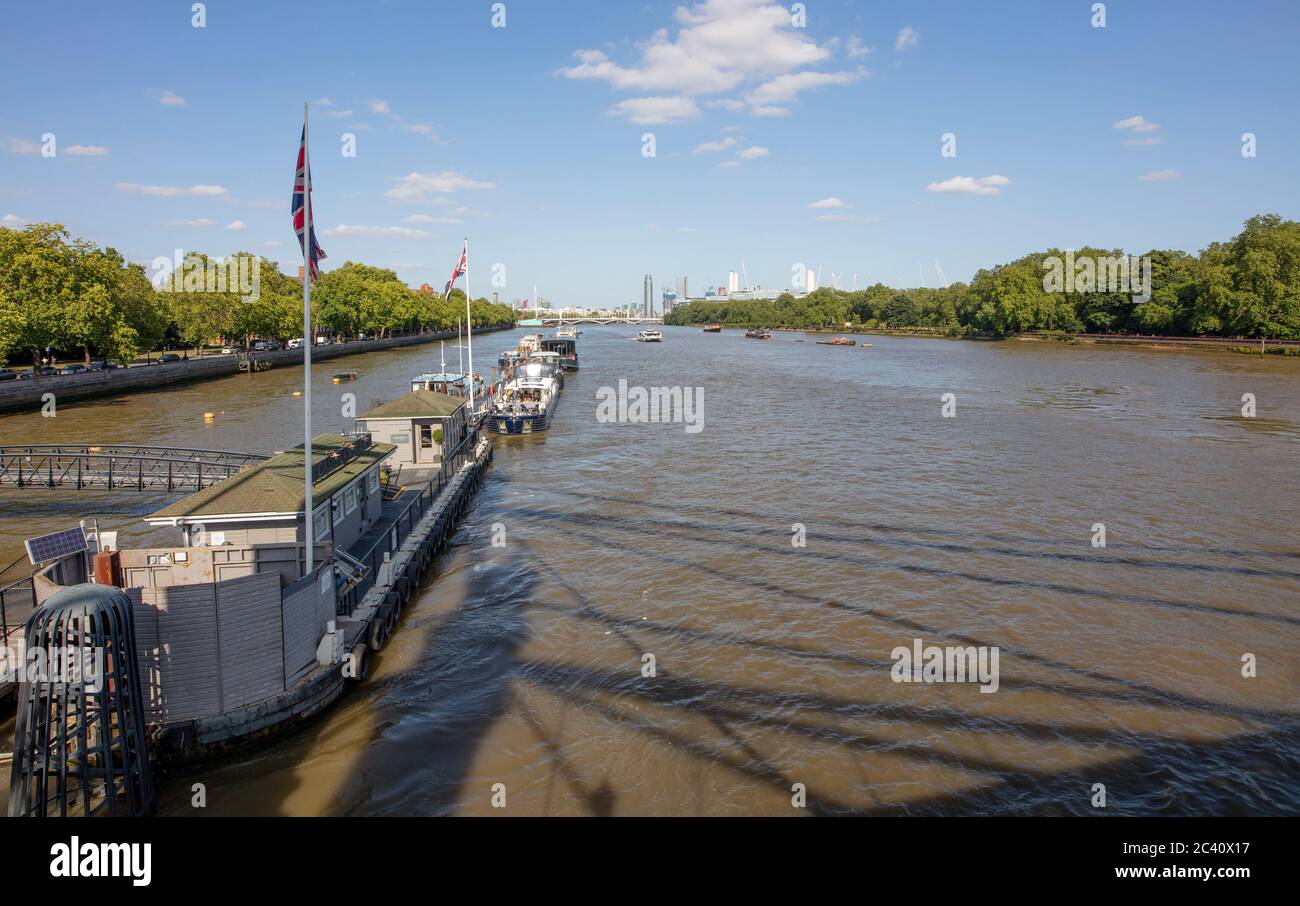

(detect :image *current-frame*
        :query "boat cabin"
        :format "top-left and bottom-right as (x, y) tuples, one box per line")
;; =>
(356, 389), (468, 468)
(144, 433), (395, 583)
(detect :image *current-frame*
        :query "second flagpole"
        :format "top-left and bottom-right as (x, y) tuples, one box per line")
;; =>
(464, 238), (474, 417)
(302, 101), (314, 576)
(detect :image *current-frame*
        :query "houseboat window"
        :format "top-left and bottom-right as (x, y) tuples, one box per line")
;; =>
(367, 469), (379, 494)
(345, 485), (358, 515)
(314, 508), (330, 542)
(419, 424), (434, 448)
(391, 432), (410, 444)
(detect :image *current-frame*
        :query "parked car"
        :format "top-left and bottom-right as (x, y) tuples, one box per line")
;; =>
(59, 364), (88, 375)
(221, 346), (237, 355)
(287, 338), (303, 349)
(35, 365), (59, 376)
(0, 368), (19, 382)
(159, 353), (182, 364)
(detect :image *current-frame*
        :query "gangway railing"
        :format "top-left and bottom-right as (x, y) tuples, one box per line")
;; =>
(0, 445), (268, 492)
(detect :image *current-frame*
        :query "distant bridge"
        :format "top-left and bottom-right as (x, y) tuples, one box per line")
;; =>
(0, 445), (269, 492)
(522, 317), (665, 326)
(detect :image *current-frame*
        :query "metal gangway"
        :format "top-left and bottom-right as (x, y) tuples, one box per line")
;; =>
(0, 444), (269, 492)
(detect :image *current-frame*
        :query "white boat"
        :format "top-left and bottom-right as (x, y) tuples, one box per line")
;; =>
(637, 329), (663, 342)
(555, 326), (577, 338)
(488, 362), (559, 435)
(517, 334), (542, 356)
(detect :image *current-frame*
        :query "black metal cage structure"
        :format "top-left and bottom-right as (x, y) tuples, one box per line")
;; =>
(7, 584), (155, 817)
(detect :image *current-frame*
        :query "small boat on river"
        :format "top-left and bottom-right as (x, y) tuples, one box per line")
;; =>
(702, 324), (722, 333)
(745, 328), (772, 340)
(331, 371), (359, 383)
(637, 329), (663, 342)
(816, 337), (857, 347)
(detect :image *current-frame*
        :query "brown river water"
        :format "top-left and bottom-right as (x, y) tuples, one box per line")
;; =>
(1, 327), (1297, 816)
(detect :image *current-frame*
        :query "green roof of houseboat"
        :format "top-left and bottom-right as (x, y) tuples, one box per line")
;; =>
(147, 433), (395, 520)
(360, 389), (466, 420)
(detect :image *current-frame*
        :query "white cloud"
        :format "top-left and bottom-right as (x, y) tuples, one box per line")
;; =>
(1138, 169), (1181, 182)
(225, 220), (247, 231)
(677, 226), (696, 233)
(404, 123), (433, 134)
(895, 26), (919, 51)
(925, 174), (1010, 196)
(751, 105), (790, 117)
(2, 213), (28, 226)
(1112, 115), (1161, 133)
(738, 145), (769, 159)
(384, 171), (498, 201)
(165, 218), (218, 228)
(117, 182), (230, 198)
(846, 35), (873, 59)
(744, 68), (865, 107)
(808, 197), (847, 209)
(159, 89), (186, 107)
(320, 108), (353, 120)
(1, 137), (40, 155)
(313, 98), (335, 107)
(559, 0), (856, 120)
(607, 96), (701, 125)
(262, 240), (283, 247)
(370, 99), (392, 115)
(65, 145), (109, 156)
(322, 223), (431, 239)
(693, 136), (737, 153)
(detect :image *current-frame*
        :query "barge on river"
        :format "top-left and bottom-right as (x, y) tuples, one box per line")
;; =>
(4, 396), (493, 784)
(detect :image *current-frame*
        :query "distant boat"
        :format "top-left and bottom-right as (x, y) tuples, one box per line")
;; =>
(744, 328), (772, 340)
(702, 324), (722, 333)
(637, 329), (663, 342)
(555, 326), (577, 338)
(331, 371), (359, 383)
(815, 337), (856, 347)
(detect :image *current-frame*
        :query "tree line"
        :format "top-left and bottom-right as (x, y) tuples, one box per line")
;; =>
(666, 215), (1300, 339)
(0, 222), (518, 366)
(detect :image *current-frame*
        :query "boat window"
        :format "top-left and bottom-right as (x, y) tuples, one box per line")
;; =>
(367, 469), (379, 494)
(314, 508), (330, 542)
(419, 425), (434, 448)
(344, 485), (358, 515)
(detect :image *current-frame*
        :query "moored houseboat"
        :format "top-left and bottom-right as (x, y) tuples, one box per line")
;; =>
(488, 362), (559, 435)
(539, 336), (578, 371)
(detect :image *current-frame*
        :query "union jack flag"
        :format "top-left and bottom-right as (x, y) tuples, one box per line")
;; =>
(443, 242), (467, 297)
(291, 126), (326, 282)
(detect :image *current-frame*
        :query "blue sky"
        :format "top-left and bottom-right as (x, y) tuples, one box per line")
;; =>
(2, 0), (1297, 308)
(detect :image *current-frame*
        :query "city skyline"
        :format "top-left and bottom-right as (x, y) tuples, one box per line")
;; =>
(1, 1), (1297, 308)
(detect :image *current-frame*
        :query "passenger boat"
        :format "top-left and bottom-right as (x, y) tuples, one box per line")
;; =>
(744, 328), (772, 339)
(816, 337), (857, 346)
(410, 371), (483, 397)
(555, 326), (577, 338)
(488, 362), (559, 434)
(540, 336), (579, 371)
(702, 324), (722, 332)
(331, 371), (359, 383)
(637, 329), (663, 342)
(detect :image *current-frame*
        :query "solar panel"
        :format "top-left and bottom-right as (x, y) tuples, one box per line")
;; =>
(24, 526), (88, 565)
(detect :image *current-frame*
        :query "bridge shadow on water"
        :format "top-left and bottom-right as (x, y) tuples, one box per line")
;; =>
(153, 479), (1298, 816)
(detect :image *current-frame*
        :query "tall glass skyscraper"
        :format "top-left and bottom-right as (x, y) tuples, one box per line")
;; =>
(643, 274), (653, 317)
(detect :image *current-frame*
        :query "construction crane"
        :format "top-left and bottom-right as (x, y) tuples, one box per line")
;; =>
(934, 258), (949, 289)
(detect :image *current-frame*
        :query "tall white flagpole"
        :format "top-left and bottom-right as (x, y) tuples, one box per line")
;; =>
(302, 101), (314, 576)
(464, 238), (475, 415)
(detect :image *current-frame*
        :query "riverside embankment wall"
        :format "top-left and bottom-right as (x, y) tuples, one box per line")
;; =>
(0, 326), (510, 415)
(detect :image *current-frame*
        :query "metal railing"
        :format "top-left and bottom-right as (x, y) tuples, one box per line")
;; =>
(335, 426), (483, 617)
(0, 445), (268, 491)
